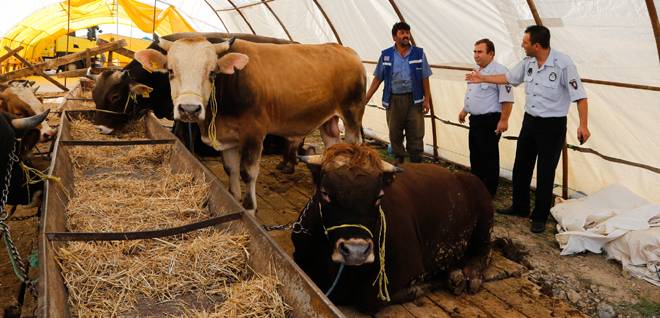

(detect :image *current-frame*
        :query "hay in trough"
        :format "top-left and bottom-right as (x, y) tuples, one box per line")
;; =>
(184, 275), (291, 318)
(69, 117), (146, 140)
(68, 144), (172, 172)
(55, 230), (251, 317)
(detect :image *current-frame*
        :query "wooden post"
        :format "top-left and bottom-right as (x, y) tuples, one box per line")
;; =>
(5, 47), (69, 91)
(0, 46), (24, 65)
(84, 49), (91, 67)
(97, 38), (134, 59)
(0, 39), (126, 81)
(562, 144), (568, 199)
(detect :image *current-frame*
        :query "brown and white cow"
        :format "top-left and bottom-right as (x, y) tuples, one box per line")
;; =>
(134, 37), (366, 212)
(0, 84), (56, 141)
(293, 144), (494, 313)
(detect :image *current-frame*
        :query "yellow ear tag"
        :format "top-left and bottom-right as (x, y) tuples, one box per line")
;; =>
(141, 91), (150, 98)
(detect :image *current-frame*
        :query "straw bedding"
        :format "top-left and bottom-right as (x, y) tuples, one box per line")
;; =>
(55, 142), (290, 317)
(69, 117), (147, 140)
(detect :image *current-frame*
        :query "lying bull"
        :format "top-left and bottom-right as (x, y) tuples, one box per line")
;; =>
(133, 37), (366, 211)
(0, 110), (50, 208)
(0, 83), (56, 141)
(292, 144), (493, 312)
(88, 33), (302, 171)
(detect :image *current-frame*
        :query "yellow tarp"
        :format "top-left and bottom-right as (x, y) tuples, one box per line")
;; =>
(0, 0), (194, 63)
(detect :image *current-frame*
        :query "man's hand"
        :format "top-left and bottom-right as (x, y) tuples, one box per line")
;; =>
(423, 99), (431, 114)
(458, 110), (468, 124)
(465, 70), (483, 83)
(577, 125), (591, 144)
(495, 119), (508, 134)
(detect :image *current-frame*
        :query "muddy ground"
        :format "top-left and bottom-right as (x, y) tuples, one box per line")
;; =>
(1, 136), (658, 317)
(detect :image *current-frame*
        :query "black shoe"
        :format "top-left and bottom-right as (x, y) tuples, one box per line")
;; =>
(530, 220), (546, 233)
(496, 206), (528, 217)
(410, 155), (422, 163)
(394, 156), (405, 166)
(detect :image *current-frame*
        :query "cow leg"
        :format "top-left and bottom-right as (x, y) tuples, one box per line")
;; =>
(338, 102), (365, 144)
(221, 147), (242, 202)
(276, 137), (303, 174)
(320, 116), (341, 147)
(461, 177), (495, 294)
(240, 135), (264, 215)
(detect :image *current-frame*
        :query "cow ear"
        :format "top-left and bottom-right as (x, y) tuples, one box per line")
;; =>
(217, 53), (249, 74)
(135, 49), (168, 73)
(129, 83), (154, 98)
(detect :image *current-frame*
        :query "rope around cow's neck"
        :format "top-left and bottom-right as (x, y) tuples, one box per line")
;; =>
(320, 202), (390, 302)
(207, 78), (221, 149)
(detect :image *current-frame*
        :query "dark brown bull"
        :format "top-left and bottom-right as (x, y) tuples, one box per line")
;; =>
(293, 144), (493, 313)
(134, 37), (366, 213)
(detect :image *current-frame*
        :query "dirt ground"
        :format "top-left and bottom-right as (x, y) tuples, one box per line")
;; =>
(1, 134), (659, 317)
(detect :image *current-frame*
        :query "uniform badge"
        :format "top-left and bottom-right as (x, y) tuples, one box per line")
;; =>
(549, 72), (557, 81)
(384, 56), (390, 61)
(527, 68), (533, 76)
(505, 85), (512, 93)
(570, 79), (578, 90)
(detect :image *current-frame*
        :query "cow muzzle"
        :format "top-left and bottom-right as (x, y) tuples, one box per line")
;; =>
(177, 103), (203, 121)
(332, 238), (375, 266)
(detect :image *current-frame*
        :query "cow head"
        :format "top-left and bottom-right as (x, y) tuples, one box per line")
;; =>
(0, 86), (56, 141)
(133, 37), (248, 123)
(300, 144), (402, 266)
(90, 70), (154, 134)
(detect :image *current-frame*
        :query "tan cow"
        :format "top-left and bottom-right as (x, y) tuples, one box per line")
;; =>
(0, 85), (56, 141)
(134, 37), (366, 212)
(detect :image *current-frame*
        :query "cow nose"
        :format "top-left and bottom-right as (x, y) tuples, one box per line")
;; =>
(179, 104), (202, 116)
(339, 241), (372, 258)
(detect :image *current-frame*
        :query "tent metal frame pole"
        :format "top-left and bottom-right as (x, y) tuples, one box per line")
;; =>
(65, 0), (71, 88)
(645, 0), (660, 63)
(261, 0), (293, 41)
(386, 0), (439, 160)
(202, 0), (230, 32)
(311, 0), (342, 45)
(227, 0), (256, 35)
(152, 0), (158, 34)
(218, 0), (273, 12)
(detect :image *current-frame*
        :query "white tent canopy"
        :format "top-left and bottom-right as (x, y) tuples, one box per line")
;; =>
(2, 0), (659, 203)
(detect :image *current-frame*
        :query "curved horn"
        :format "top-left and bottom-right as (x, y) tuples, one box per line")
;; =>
(381, 160), (404, 173)
(158, 38), (173, 51)
(85, 67), (99, 81)
(11, 109), (50, 130)
(227, 37), (236, 48)
(298, 154), (323, 166)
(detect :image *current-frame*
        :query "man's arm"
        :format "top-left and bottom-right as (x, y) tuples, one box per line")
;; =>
(422, 78), (431, 114)
(365, 77), (383, 103)
(465, 71), (509, 84)
(576, 98), (590, 144)
(495, 102), (513, 133)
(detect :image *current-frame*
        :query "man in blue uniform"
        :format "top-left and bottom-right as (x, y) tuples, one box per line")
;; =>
(466, 25), (590, 233)
(459, 38), (514, 197)
(366, 22), (433, 164)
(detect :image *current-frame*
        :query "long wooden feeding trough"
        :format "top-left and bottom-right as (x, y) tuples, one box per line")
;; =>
(39, 110), (344, 317)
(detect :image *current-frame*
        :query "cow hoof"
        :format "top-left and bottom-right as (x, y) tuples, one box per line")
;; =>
(276, 161), (286, 170)
(467, 277), (483, 294)
(448, 270), (465, 295)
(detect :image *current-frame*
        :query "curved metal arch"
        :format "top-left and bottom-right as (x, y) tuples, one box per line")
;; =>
(387, 0), (416, 46)
(202, 0), (230, 32)
(310, 0), (342, 45)
(645, 0), (660, 63)
(226, 0), (256, 35)
(261, 0), (293, 41)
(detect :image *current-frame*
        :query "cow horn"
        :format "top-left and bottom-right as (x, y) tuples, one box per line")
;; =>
(298, 154), (323, 166)
(227, 37), (236, 48)
(85, 67), (99, 81)
(11, 109), (50, 130)
(158, 38), (173, 51)
(381, 160), (403, 173)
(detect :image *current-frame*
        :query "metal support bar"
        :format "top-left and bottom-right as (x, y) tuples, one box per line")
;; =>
(311, 0), (342, 45)
(227, 0), (256, 35)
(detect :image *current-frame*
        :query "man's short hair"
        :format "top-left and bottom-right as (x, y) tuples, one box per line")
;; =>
(525, 25), (550, 48)
(391, 22), (411, 37)
(475, 38), (495, 54)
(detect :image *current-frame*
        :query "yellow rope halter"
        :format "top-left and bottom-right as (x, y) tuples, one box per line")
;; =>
(320, 202), (390, 302)
(207, 78), (221, 150)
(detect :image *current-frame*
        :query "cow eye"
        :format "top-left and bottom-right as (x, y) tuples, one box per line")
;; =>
(320, 188), (331, 203)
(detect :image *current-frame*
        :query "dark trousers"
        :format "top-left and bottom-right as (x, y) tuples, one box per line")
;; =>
(386, 93), (425, 162)
(512, 113), (566, 223)
(468, 112), (501, 197)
